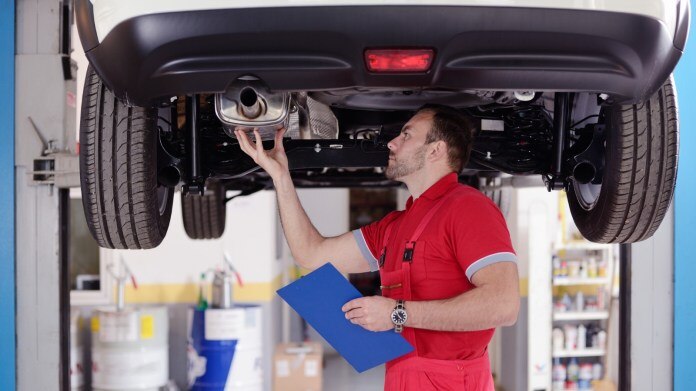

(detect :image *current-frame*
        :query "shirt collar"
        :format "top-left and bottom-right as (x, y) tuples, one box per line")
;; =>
(405, 172), (459, 209)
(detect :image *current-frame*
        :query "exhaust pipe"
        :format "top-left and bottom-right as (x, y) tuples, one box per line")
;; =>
(239, 87), (263, 119)
(214, 78), (290, 140)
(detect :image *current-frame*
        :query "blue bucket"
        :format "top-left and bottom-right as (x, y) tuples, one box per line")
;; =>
(189, 308), (238, 390)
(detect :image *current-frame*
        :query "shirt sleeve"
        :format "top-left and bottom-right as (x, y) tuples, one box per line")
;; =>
(451, 193), (517, 282)
(352, 211), (402, 272)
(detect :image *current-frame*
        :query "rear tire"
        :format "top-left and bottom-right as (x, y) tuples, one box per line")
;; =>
(79, 65), (174, 249)
(181, 181), (227, 239)
(567, 77), (678, 243)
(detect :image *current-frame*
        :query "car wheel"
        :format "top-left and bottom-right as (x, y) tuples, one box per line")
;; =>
(181, 180), (227, 239)
(567, 77), (678, 243)
(79, 65), (174, 249)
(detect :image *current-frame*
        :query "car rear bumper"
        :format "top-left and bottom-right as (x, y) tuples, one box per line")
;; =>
(76, 1), (689, 106)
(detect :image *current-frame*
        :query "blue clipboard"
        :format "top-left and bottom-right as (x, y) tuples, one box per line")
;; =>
(276, 263), (414, 372)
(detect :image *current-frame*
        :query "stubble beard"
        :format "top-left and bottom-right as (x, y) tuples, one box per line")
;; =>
(385, 145), (427, 180)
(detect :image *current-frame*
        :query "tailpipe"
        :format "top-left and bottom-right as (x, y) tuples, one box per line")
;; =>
(238, 87), (263, 119)
(215, 78), (290, 140)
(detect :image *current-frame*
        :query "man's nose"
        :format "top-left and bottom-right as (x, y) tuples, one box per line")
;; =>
(387, 137), (398, 151)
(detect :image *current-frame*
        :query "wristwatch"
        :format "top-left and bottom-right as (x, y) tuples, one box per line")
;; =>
(391, 299), (407, 333)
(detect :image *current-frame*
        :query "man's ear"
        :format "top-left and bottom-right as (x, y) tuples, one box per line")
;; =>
(428, 140), (447, 161)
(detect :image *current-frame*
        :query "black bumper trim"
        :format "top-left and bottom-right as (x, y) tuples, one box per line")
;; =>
(75, 0), (98, 52)
(77, 5), (686, 106)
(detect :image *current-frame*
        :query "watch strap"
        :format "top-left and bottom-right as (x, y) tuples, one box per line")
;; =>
(393, 299), (406, 333)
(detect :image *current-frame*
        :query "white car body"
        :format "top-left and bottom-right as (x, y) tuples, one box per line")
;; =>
(91, 0), (680, 44)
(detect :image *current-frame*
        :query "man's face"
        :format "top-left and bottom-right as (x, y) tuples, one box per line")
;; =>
(385, 111), (433, 181)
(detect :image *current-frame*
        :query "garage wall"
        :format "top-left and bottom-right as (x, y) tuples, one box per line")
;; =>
(0, 1), (15, 389)
(115, 191), (283, 302)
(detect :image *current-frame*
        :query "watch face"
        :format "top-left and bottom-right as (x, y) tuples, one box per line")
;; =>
(391, 309), (407, 325)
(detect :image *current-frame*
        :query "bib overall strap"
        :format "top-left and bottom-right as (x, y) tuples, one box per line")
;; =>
(379, 222), (396, 268)
(402, 193), (452, 262)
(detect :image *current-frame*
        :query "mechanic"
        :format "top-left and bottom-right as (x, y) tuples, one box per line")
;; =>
(235, 104), (519, 391)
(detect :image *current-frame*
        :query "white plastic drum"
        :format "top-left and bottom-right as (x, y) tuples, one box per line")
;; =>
(91, 306), (169, 391)
(70, 309), (85, 390)
(226, 305), (263, 391)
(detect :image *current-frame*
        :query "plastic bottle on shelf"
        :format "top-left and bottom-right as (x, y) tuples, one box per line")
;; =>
(567, 358), (580, 382)
(588, 257), (598, 278)
(579, 363), (593, 379)
(579, 259), (588, 278)
(586, 324), (597, 348)
(578, 363), (593, 389)
(592, 363), (603, 380)
(553, 328), (565, 351)
(564, 325), (577, 350)
(553, 358), (566, 391)
(598, 258), (607, 277)
(577, 324), (586, 349)
(576, 291), (585, 312)
(562, 293), (572, 312)
(553, 256), (562, 277)
(569, 260), (580, 278)
(598, 330), (607, 349)
(597, 286), (607, 310)
(560, 259), (569, 277)
(196, 272), (208, 310)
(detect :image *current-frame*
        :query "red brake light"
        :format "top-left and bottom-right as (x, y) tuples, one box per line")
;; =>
(365, 49), (434, 72)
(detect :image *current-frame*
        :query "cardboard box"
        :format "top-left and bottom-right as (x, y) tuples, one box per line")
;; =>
(273, 342), (323, 391)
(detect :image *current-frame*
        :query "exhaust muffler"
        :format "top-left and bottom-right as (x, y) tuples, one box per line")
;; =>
(215, 79), (290, 140)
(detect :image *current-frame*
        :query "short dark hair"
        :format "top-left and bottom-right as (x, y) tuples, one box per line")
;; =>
(416, 104), (476, 172)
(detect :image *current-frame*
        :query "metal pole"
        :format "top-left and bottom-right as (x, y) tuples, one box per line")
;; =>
(0, 1), (15, 388)
(550, 92), (569, 189)
(186, 95), (202, 194)
(59, 190), (70, 391)
(619, 243), (631, 391)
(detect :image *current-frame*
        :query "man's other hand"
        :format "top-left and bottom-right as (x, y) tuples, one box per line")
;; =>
(342, 296), (397, 332)
(235, 127), (289, 181)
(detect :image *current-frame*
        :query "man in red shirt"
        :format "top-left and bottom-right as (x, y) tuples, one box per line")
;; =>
(236, 104), (519, 391)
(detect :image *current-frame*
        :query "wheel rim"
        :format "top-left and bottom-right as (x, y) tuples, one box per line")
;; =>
(573, 180), (601, 211)
(157, 186), (170, 216)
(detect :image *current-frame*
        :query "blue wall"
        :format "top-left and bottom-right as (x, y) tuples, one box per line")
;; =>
(0, 1), (15, 389)
(674, 10), (694, 391)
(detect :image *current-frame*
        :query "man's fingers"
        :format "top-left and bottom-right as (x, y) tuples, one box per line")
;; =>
(345, 308), (364, 320)
(342, 298), (363, 313)
(253, 129), (264, 153)
(235, 130), (254, 157)
(274, 127), (286, 150)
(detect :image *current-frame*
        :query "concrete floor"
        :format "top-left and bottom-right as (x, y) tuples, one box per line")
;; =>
(323, 353), (384, 391)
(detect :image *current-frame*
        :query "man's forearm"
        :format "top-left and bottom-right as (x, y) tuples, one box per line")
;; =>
(273, 173), (325, 270)
(405, 285), (519, 332)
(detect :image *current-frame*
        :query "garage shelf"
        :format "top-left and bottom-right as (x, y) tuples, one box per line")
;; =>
(553, 348), (606, 358)
(553, 311), (609, 321)
(554, 242), (614, 251)
(552, 277), (609, 286)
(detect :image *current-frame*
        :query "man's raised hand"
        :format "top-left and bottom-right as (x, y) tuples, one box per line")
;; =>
(235, 127), (289, 181)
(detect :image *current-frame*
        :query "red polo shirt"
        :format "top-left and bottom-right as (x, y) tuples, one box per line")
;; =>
(353, 172), (517, 361)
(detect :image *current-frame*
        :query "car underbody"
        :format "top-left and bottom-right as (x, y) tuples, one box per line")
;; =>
(74, 0), (688, 247)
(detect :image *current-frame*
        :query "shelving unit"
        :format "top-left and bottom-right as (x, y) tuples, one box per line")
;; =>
(552, 277), (609, 286)
(553, 311), (609, 321)
(553, 349), (606, 358)
(550, 242), (616, 391)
